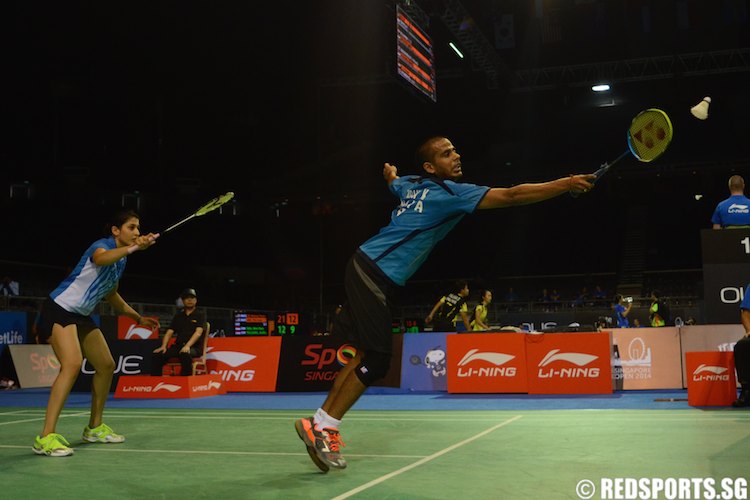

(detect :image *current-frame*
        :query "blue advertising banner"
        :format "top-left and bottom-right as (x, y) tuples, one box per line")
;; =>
(0, 312), (27, 347)
(400, 332), (448, 392)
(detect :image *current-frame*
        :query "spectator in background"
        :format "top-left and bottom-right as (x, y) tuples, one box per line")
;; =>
(572, 286), (590, 307)
(0, 276), (20, 296)
(613, 294), (632, 328)
(649, 290), (668, 327)
(426, 280), (471, 332)
(593, 285), (607, 306)
(539, 288), (552, 312)
(471, 289), (493, 331)
(632, 318), (644, 328)
(712, 175), (750, 229)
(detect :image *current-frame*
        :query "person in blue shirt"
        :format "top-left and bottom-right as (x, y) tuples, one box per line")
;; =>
(613, 294), (633, 328)
(712, 175), (750, 229)
(294, 136), (595, 472)
(32, 209), (159, 457)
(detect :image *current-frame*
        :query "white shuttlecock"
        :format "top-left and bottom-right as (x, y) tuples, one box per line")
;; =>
(690, 96), (711, 120)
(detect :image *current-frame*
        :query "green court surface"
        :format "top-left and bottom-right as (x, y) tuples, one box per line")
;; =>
(1, 407), (748, 499)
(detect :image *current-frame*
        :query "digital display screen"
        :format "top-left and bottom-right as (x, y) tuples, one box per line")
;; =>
(274, 312), (300, 336)
(233, 311), (269, 336)
(396, 5), (436, 103)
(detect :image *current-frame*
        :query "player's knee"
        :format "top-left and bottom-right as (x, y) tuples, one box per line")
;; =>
(353, 351), (391, 386)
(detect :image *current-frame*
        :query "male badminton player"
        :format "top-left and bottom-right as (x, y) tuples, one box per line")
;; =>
(295, 136), (595, 472)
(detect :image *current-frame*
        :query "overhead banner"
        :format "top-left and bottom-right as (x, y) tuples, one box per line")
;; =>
(401, 332), (449, 392)
(205, 337), (281, 392)
(610, 327), (683, 390)
(525, 332), (613, 394)
(446, 333), (528, 394)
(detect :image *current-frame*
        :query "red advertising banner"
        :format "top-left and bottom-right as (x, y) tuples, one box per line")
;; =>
(685, 351), (737, 407)
(114, 374), (226, 399)
(117, 316), (159, 340)
(525, 332), (612, 394)
(446, 333), (528, 393)
(204, 337), (281, 392)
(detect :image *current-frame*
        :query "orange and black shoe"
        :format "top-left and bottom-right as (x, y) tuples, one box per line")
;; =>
(294, 417), (347, 471)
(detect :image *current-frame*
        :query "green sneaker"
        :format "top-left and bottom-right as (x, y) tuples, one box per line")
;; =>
(82, 423), (125, 443)
(32, 433), (74, 457)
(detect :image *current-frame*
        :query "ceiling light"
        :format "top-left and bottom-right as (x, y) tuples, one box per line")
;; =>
(448, 42), (464, 59)
(592, 84), (610, 92)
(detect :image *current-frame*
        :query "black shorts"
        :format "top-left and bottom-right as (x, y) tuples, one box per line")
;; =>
(333, 252), (395, 354)
(37, 297), (99, 343)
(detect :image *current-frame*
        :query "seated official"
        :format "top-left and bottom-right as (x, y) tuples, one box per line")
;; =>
(151, 288), (206, 376)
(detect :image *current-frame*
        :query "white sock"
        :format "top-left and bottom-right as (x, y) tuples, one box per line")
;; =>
(313, 408), (325, 428)
(320, 412), (341, 429)
(315, 409), (342, 430)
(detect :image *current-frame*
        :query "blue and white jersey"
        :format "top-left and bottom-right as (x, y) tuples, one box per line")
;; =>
(51, 237), (126, 316)
(359, 175), (489, 286)
(712, 195), (750, 228)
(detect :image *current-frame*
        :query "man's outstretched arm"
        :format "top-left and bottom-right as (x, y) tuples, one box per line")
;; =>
(478, 174), (595, 209)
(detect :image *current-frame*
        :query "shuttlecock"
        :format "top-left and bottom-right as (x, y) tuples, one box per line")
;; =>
(690, 96), (711, 120)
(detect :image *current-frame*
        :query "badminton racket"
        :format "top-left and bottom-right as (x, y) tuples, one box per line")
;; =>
(160, 192), (235, 234)
(573, 108), (673, 197)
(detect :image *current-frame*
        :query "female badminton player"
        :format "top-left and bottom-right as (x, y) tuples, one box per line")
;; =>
(32, 209), (159, 457)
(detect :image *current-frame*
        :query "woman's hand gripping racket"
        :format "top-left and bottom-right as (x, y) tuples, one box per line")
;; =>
(159, 192), (235, 235)
(573, 108), (673, 197)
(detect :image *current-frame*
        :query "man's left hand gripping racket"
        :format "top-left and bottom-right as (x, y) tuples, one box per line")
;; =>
(573, 108), (673, 197)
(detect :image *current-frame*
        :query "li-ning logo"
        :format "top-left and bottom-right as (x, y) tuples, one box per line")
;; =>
(456, 349), (517, 378)
(122, 381), (181, 393)
(205, 348), (256, 367)
(206, 348), (257, 382)
(537, 349), (600, 378)
(192, 380), (223, 392)
(125, 324), (155, 339)
(154, 382), (181, 392)
(728, 203), (749, 214)
(692, 364), (730, 382)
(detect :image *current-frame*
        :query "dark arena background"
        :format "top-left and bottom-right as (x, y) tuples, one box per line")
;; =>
(2, 1), (750, 499)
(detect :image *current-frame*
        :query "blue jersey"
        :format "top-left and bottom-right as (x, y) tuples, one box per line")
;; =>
(712, 195), (750, 228)
(359, 176), (489, 286)
(741, 285), (750, 311)
(51, 237), (127, 316)
(614, 303), (629, 328)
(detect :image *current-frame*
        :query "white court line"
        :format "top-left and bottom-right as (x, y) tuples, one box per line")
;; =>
(333, 415), (523, 500)
(0, 411), (88, 427)
(0, 444), (426, 459)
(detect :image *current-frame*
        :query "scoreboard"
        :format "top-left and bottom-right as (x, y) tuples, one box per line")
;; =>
(233, 311), (269, 336)
(274, 312), (299, 336)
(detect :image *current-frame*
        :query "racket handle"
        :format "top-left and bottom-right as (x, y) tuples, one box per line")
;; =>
(570, 150), (629, 198)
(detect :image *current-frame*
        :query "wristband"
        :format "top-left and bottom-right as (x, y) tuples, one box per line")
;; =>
(127, 244), (138, 254)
